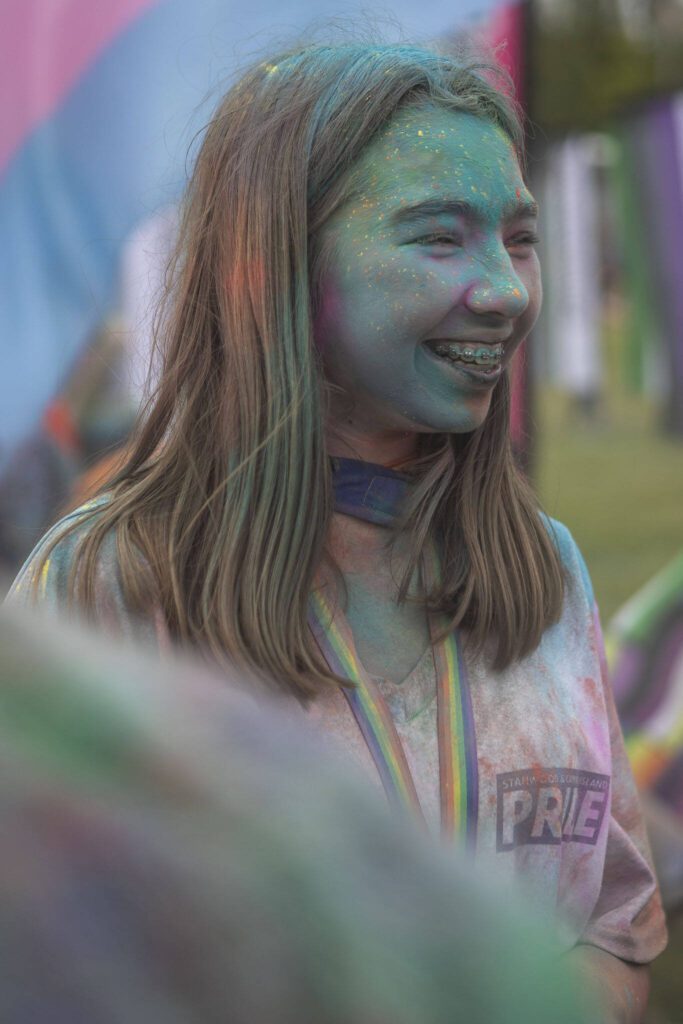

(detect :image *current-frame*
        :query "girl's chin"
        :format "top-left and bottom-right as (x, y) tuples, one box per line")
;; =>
(324, 390), (494, 454)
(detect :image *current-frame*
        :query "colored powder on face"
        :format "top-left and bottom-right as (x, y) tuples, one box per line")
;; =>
(313, 106), (541, 449)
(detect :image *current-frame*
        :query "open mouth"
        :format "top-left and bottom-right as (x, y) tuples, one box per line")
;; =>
(424, 340), (504, 375)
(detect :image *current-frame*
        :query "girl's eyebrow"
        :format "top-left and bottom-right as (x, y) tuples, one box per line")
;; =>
(389, 197), (539, 226)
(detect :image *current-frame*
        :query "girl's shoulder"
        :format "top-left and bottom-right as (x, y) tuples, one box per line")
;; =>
(5, 495), (116, 610)
(540, 514), (595, 609)
(5, 495), (167, 649)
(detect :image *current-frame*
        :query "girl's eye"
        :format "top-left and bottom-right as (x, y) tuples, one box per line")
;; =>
(414, 233), (462, 247)
(506, 232), (540, 251)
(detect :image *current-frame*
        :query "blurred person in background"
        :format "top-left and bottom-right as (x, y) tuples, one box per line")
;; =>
(6, 41), (667, 1022)
(0, 322), (137, 583)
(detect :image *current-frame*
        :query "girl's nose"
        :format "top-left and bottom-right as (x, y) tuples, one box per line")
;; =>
(464, 252), (529, 319)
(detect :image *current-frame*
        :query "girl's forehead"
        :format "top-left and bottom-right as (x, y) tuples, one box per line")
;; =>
(350, 108), (527, 213)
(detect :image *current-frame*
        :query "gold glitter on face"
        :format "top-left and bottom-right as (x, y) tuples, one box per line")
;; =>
(315, 107), (542, 454)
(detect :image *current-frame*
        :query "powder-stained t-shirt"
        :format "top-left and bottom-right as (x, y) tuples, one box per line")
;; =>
(6, 498), (668, 964)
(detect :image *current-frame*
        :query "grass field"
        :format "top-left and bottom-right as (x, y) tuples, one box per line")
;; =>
(535, 388), (682, 623)
(534, 383), (683, 1024)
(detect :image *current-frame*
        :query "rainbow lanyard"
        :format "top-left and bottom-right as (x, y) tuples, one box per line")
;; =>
(307, 540), (478, 847)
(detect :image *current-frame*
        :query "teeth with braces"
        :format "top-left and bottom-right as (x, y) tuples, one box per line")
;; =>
(433, 342), (504, 366)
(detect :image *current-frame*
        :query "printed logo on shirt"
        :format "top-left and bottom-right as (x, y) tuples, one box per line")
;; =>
(496, 767), (610, 852)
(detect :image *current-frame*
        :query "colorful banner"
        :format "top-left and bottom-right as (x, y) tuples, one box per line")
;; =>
(1, 0), (505, 475)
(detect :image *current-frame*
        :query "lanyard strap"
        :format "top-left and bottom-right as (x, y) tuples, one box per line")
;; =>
(422, 542), (478, 845)
(307, 583), (425, 825)
(307, 541), (478, 846)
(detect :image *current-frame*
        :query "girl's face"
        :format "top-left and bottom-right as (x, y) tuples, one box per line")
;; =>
(314, 107), (541, 462)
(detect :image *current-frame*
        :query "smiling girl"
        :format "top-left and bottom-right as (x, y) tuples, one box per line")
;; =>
(8, 42), (666, 1019)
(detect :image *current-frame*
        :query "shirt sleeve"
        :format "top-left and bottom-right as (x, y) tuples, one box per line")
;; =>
(4, 500), (169, 652)
(577, 599), (668, 962)
(552, 524), (671, 962)
(551, 524), (669, 963)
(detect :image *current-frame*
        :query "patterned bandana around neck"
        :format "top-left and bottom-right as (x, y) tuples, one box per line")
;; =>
(330, 456), (412, 526)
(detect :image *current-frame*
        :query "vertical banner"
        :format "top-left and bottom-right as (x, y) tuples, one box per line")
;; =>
(609, 123), (661, 395)
(542, 137), (603, 406)
(636, 96), (683, 435)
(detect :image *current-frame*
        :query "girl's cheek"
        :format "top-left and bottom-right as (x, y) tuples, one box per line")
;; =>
(313, 281), (346, 352)
(369, 256), (438, 294)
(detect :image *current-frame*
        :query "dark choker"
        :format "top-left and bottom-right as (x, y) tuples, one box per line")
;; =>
(330, 456), (412, 526)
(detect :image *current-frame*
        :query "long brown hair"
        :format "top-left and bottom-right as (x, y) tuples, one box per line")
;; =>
(35, 42), (565, 698)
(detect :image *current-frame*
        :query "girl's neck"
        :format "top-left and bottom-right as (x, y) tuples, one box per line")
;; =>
(324, 420), (419, 468)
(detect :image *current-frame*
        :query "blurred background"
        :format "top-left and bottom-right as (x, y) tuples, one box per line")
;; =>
(1, 1), (682, 1020)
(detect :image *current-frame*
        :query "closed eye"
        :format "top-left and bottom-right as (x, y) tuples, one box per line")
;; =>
(414, 232), (463, 247)
(506, 232), (540, 248)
